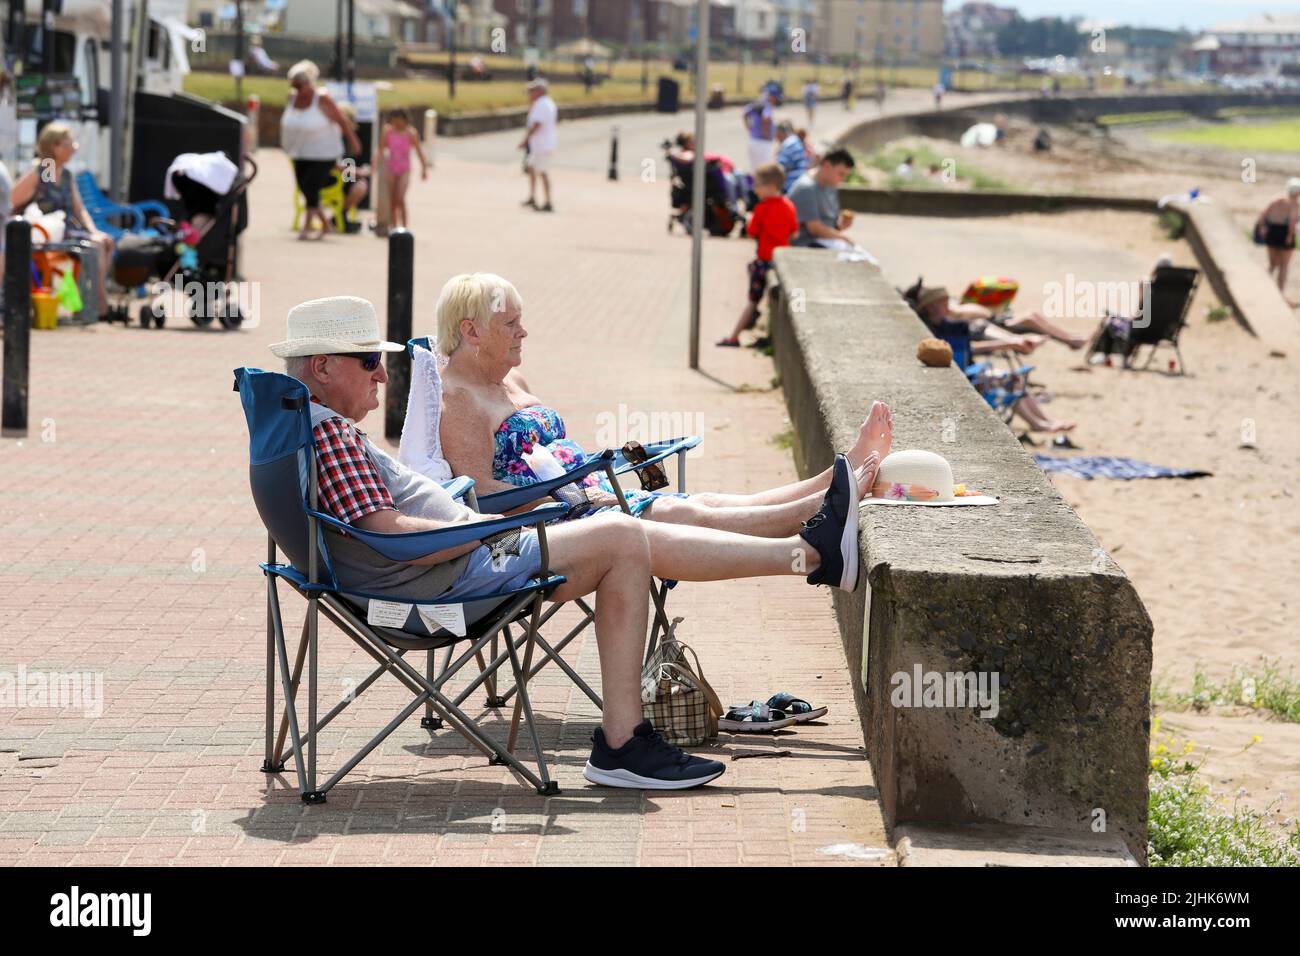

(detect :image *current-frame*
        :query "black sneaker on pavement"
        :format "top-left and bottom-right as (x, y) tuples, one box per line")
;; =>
(798, 453), (859, 591)
(584, 720), (725, 790)
(538, 202), (554, 212)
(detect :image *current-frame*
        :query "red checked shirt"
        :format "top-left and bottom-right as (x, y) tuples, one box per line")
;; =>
(311, 413), (396, 524)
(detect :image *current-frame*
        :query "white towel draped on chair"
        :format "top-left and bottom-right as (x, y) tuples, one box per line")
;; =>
(398, 341), (454, 482)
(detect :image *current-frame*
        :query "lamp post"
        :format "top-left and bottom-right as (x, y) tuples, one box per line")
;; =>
(234, 1), (244, 108)
(688, 0), (708, 370)
(346, 0), (355, 86)
(447, 0), (457, 100)
(334, 0), (343, 81)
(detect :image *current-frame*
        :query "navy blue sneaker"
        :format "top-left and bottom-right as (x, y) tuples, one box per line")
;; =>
(798, 453), (859, 591)
(584, 720), (726, 790)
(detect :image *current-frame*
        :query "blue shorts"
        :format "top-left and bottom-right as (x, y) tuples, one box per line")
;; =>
(439, 528), (544, 601)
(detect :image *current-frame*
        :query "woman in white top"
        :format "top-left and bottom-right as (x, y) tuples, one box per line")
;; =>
(280, 60), (361, 240)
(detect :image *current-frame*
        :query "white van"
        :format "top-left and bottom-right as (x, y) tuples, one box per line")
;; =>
(8, 0), (196, 182)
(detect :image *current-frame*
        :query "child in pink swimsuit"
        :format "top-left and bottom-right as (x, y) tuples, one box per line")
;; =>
(381, 109), (428, 229)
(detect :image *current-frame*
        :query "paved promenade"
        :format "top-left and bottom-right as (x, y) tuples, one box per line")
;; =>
(0, 92), (985, 865)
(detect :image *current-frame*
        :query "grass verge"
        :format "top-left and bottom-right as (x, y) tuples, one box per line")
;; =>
(1152, 659), (1300, 723)
(1148, 717), (1300, 866)
(848, 143), (1011, 191)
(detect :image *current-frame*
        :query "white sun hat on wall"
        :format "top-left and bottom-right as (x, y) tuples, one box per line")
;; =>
(863, 449), (999, 507)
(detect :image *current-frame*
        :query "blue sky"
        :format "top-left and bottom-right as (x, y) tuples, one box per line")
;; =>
(988, 1), (1300, 31)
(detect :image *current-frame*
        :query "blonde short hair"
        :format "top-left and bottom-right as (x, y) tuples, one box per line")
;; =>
(434, 273), (523, 356)
(288, 60), (320, 87)
(37, 122), (72, 160)
(754, 162), (786, 189)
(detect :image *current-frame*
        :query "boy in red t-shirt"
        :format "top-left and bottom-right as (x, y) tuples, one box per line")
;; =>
(717, 162), (799, 346)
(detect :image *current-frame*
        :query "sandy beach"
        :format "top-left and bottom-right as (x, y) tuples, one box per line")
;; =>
(845, 118), (1300, 832)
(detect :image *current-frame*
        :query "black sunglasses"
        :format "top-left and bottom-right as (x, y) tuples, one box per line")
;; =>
(342, 352), (382, 372)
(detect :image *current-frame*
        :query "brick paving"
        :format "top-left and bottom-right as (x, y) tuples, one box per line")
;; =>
(0, 102), (904, 866)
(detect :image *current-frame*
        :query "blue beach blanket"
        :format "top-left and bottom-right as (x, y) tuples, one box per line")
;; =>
(1033, 455), (1211, 480)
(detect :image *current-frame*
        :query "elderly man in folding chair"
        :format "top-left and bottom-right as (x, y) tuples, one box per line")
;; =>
(271, 297), (874, 791)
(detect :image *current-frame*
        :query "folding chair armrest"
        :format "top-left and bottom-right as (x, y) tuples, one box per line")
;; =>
(611, 436), (702, 476)
(440, 475), (476, 501)
(477, 450), (615, 513)
(306, 503), (569, 563)
(133, 200), (171, 220)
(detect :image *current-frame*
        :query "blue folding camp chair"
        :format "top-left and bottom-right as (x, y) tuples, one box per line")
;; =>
(965, 360), (1033, 424)
(236, 367), (572, 800)
(405, 338), (702, 709)
(74, 171), (170, 239)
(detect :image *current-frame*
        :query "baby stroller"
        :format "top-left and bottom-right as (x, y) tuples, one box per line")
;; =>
(663, 139), (747, 238)
(106, 152), (258, 330)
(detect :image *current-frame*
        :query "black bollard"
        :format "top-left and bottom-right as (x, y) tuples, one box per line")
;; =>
(608, 125), (619, 181)
(384, 228), (414, 442)
(3, 219), (33, 438)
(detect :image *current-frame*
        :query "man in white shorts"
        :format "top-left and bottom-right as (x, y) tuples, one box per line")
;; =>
(519, 78), (557, 212)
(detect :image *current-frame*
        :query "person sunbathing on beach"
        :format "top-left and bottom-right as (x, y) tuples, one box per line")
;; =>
(914, 285), (1046, 355)
(956, 298), (1088, 349)
(431, 273), (894, 537)
(914, 286), (1075, 434)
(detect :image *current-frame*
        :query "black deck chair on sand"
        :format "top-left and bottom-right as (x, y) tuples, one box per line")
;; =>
(1086, 265), (1199, 373)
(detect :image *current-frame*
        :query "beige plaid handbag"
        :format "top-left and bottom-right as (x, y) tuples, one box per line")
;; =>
(640, 619), (723, 746)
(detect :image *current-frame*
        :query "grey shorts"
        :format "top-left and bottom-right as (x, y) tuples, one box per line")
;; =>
(438, 528), (543, 600)
(358, 529), (545, 638)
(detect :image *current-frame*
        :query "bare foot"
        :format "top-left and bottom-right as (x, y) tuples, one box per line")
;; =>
(849, 401), (893, 471)
(854, 451), (881, 499)
(1047, 420), (1077, 433)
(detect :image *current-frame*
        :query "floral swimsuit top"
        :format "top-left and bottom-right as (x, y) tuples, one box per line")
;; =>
(492, 405), (685, 518)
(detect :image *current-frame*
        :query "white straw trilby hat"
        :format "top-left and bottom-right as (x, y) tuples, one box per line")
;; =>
(269, 296), (405, 358)
(863, 449), (998, 507)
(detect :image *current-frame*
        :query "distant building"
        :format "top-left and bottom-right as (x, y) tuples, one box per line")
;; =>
(1190, 14), (1300, 76)
(813, 0), (944, 64)
(281, 0), (426, 42)
(944, 2), (1015, 59)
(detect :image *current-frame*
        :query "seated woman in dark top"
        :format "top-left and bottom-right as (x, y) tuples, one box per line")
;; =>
(10, 123), (114, 316)
(433, 273), (892, 537)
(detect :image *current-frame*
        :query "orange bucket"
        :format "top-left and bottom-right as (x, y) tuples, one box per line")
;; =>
(32, 290), (60, 330)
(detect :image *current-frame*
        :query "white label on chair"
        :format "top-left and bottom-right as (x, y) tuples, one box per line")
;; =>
(367, 599), (413, 628)
(418, 603), (467, 637)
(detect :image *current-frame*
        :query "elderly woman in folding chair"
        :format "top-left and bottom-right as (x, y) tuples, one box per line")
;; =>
(276, 296), (873, 791)
(10, 123), (115, 317)
(426, 273), (893, 538)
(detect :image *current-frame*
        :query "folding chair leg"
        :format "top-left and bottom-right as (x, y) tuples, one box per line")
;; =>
(421, 650), (442, 730)
(316, 692), (430, 796)
(503, 627), (603, 710)
(506, 619), (539, 755)
(266, 580), (308, 797)
(504, 597), (558, 795)
(324, 593), (555, 793)
(306, 594), (322, 803)
(262, 568), (281, 773)
(645, 582), (673, 664)
(273, 616), (310, 768)
(485, 630), (505, 708)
